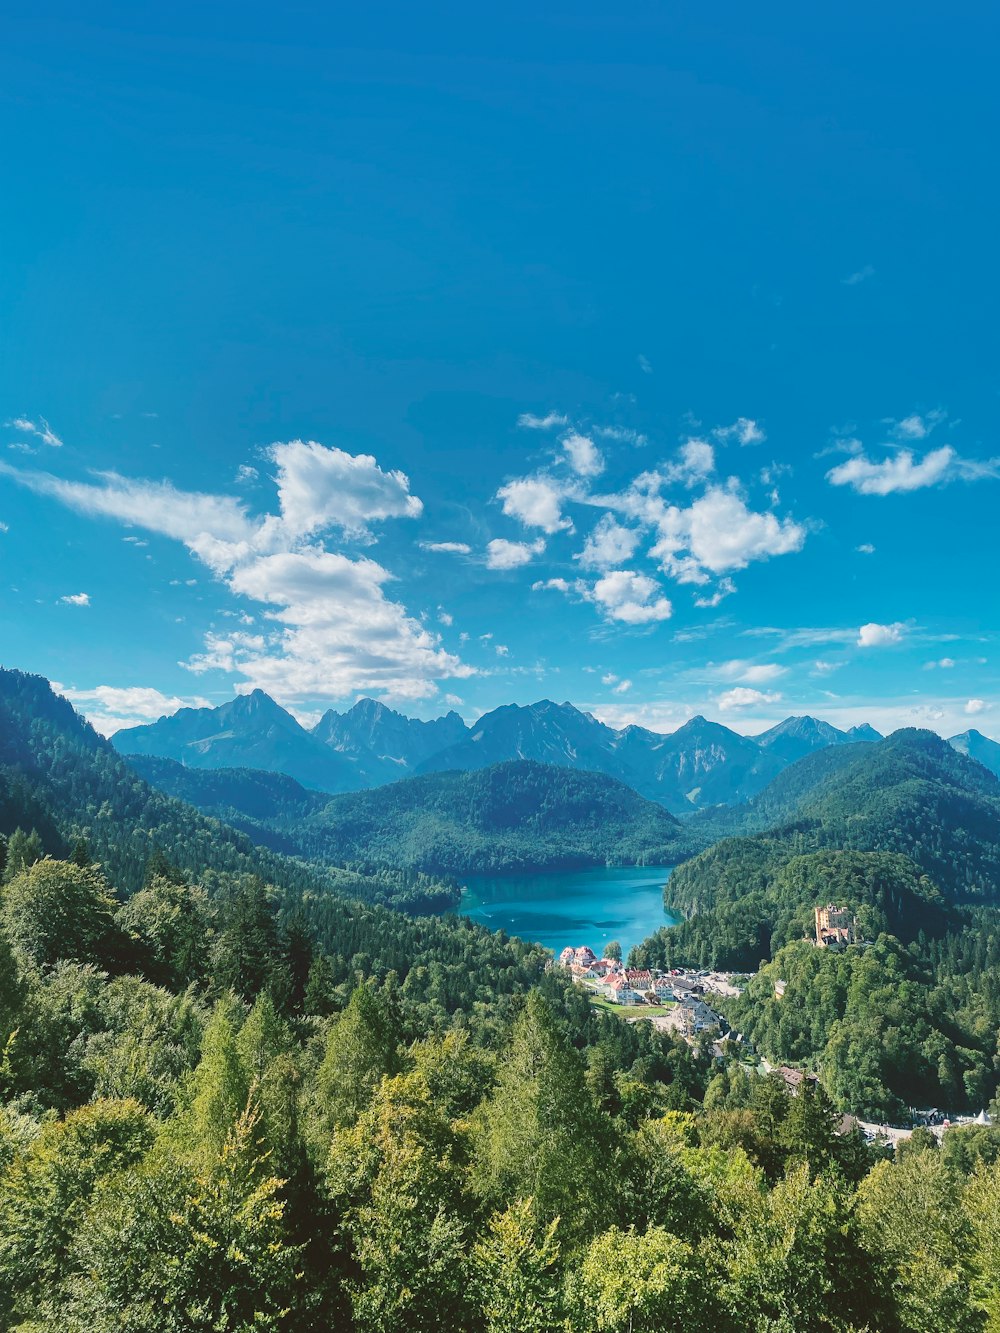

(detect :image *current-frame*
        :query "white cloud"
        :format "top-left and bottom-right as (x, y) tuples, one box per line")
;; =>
(716, 660), (787, 685)
(717, 686), (783, 710)
(965, 699), (987, 715)
(532, 577), (571, 592)
(496, 476), (574, 533)
(613, 678), (633, 694)
(593, 425), (648, 446)
(123, 535), (148, 547)
(601, 672), (618, 685)
(842, 265), (875, 286)
(420, 540), (472, 554)
(856, 543), (876, 554)
(858, 622), (905, 648)
(438, 608), (453, 626)
(517, 411), (569, 431)
(486, 537), (546, 570)
(714, 418), (766, 446)
(444, 693), (464, 707)
(648, 484), (806, 583)
(60, 592), (90, 606)
(693, 577), (736, 608)
(55, 683), (212, 735)
(7, 416), (63, 447)
(586, 570), (672, 625)
(0, 521), (8, 533)
(267, 439), (422, 540)
(562, 432), (604, 478)
(235, 464), (259, 483)
(888, 410), (946, 441)
(3, 441), (470, 705)
(637, 354), (653, 374)
(495, 644), (510, 657)
(827, 446), (956, 495)
(576, 514), (641, 569)
(663, 439), (715, 487)
(924, 658), (956, 670)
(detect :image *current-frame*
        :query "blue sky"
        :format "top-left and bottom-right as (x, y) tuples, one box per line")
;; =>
(1, 2), (998, 738)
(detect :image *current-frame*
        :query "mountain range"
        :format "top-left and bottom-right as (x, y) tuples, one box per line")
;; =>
(111, 691), (1000, 814)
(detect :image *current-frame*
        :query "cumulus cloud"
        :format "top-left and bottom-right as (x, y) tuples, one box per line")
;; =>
(613, 678), (633, 694)
(576, 514), (641, 569)
(486, 537), (546, 570)
(532, 577), (571, 593)
(924, 658), (956, 670)
(858, 622), (905, 647)
(648, 485), (806, 583)
(965, 699), (986, 715)
(3, 441), (469, 704)
(496, 475), (575, 534)
(60, 592), (90, 606)
(856, 543), (876, 554)
(717, 686), (783, 710)
(7, 416), (63, 447)
(55, 683), (212, 735)
(267, 439), (422, 540)
(827, 446), (956, 495)
(517, 411), (569, 430)
(662, 439), (715, 487)
(586, 570), (672, 625)
(562, 432), (604, 478)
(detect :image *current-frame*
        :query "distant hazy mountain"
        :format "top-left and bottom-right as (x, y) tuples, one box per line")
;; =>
(114, 689), (357, 792)
(417, 699), (618, 773)
(612, 715), (786, 809)
(755, 714), (881, 765)
(312, 698), (468, 784)
(949, 728), (1000, 778)
(114, 690), (899, 814)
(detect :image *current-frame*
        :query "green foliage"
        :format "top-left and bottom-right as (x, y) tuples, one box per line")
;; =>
(2, 858), (121, 969)
(472, 1199), (564, 1332)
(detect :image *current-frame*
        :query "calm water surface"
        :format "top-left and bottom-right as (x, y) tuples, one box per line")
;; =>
(460, 865), (678, 959)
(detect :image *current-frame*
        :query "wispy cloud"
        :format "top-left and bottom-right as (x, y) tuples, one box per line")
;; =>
(841, 264), (875, 286)
(517, 411), (570, 431)
(59, 592), (90, 606)
(6, 416), (63, 447)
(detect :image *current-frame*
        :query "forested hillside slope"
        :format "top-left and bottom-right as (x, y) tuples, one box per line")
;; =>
(129, 753), (690, 875)
(0, 670), (453, 913)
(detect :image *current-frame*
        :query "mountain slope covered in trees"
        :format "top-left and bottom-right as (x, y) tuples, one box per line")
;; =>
(0, 670), (454, 913)
(129, 753), (691, 875)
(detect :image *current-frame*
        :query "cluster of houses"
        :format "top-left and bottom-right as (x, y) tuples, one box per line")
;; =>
(557, 946), (726, 1023)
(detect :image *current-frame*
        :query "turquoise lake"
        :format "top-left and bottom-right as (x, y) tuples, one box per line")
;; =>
(460, 865), (677, 959)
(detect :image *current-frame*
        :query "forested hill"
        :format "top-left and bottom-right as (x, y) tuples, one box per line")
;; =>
(0, 669), (454, 913)
(130, 754), (689, 875)
(635, 728), (1000, 974)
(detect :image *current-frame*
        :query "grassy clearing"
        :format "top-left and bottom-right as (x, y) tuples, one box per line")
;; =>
(589, 996), (676, 1019)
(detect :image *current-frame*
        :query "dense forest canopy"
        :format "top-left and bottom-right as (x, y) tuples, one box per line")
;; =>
(129, 752), (692, 874)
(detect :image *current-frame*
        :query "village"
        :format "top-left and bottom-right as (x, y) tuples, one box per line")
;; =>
(558, 908), (995, 1145)
(556, 943), (746, 1047)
